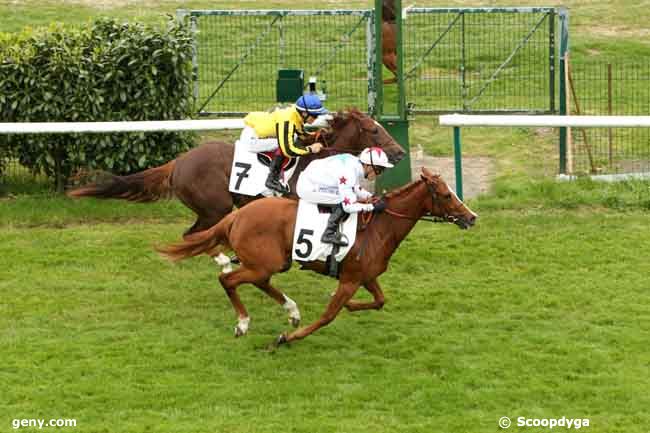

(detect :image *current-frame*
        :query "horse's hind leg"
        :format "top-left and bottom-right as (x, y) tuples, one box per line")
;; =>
(219, 266), (271, 337)
(184, 211), (236, 270)
(344, 278), (385, 312)
(277, 281), (360, 345)
(382, 53), (398, 84)
(183, 211), (229, 238)
(176, 183), (234, 238)
(254, 279), (301, 328)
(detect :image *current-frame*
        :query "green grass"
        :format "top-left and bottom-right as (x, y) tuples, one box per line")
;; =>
(1, 210), (649, 433)
(0, 193), (192, 228)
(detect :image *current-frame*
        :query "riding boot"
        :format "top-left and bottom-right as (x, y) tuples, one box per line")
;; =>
(265, 154), (289, 195)
(321, 205), (349, 247)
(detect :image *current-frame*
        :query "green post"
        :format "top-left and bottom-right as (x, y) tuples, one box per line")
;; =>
(373, 0), (384, 118)
(375, 117), (411, 193)
(558, 8), (569, 174)
(374, 0), (412, 193)
(549, 9), (556, 113)
(453, 126), (463, 201)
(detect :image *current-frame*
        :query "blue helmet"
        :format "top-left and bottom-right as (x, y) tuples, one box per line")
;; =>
(295, 94), (328, 116)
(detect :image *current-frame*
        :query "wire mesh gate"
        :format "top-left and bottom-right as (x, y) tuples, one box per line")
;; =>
(403, 7), (560, 114)
(181, 8), (565, 116)
(567, 62), (650, 175)
(180, 10), (373, 116)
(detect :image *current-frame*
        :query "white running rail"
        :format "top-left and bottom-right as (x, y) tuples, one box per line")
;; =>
(440, 114), (650, 128)
(0, 119), (245, 135)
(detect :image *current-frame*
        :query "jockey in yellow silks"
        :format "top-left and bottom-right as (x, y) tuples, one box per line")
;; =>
(240, 95), (329, 195)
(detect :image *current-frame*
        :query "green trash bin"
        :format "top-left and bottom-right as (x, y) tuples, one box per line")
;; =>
(276, 69), (304, 103)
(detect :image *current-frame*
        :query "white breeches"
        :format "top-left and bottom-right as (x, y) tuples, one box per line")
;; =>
(296, 177), (341, 205)
(239, 126), (279, 152)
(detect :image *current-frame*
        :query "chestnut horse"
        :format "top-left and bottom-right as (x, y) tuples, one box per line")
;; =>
(68, 109), (405, 238)
(382, 0), (398, 84)
(157, 168), (477, 346)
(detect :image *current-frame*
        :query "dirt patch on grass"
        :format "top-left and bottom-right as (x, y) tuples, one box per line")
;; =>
(412, 154), (494, 200)
(586, 25), (650, 39)
(364, 152), (494, 200)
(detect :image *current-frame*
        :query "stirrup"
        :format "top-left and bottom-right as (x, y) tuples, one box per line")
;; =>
(265, 179), (289, 195)
(321, 232), (348, 247)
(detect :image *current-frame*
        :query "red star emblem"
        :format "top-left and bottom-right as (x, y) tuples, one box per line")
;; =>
(374, 147), (382, 156)
(339, 176), (347, 185)
(343, 197), (351, 205)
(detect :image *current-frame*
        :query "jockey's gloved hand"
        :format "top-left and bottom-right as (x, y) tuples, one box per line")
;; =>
(305, 114), (333, 130)
(309, 142), (324, 153)
(372, 199), (387, 214)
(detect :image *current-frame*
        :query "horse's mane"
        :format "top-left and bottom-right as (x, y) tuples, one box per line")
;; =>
(383, 178), (424, 200)
(383, 173), (442, 200)
(329, 108), (365, 130)
(313, 108), (366, 146)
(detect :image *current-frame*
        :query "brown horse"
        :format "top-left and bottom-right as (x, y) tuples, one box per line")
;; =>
(382, 0), (398, 84)
(68, 109), (405, 238)
(157, 168), (477, 346)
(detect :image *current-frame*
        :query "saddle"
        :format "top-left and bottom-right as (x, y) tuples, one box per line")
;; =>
(256, 151), (298, 171)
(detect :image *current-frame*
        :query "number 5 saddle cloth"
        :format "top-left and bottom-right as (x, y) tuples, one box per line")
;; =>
(291, 200), (358, 263)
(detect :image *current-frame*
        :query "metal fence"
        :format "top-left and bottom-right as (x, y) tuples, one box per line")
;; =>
(183, 7), (567, 116)
(403, 7), (565, 114)
(0, 141), (51, 191)
(568, 62), (650, 175)
(182, 10), (373, 116)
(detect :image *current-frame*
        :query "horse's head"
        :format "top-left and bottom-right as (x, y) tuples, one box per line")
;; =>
(328, 109), (406, 165)
(421, 167), (477, 229)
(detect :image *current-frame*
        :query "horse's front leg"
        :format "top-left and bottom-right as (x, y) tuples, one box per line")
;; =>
(276, 281), (360, 345)
(344, 278), (385, 312)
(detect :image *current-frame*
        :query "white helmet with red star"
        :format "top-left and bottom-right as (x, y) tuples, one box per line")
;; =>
(359, 147), (394, 168)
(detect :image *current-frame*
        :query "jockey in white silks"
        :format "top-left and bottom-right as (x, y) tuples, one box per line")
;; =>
(296, 147), (395, 246)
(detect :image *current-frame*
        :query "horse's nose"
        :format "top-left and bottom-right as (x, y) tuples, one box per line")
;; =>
(467, 213), (478, 226)
(390, 150), (406, 164)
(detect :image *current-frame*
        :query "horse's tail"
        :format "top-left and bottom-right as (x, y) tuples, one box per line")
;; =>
(156, 213), (234, 262)
(66, 160), (176, 202)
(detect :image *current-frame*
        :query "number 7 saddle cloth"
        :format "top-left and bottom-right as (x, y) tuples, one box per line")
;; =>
(291, 200), (358, 263)
(228, 140), (299, 197)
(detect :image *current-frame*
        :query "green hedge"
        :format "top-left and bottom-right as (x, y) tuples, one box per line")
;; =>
(0, 18), (195, 189)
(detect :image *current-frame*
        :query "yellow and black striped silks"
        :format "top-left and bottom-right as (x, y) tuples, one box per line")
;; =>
(243, 105), (310, 157)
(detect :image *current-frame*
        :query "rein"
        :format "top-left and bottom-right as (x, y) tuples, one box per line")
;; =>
(385, 208), (449, 224)
(355, 198), (448, 260)
(315, 130), (360, 155)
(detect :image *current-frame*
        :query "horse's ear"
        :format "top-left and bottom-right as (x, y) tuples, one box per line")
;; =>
(421, 167), (434, 180)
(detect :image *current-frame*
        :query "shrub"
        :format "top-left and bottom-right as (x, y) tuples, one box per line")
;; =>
(0, 18), (195, 190)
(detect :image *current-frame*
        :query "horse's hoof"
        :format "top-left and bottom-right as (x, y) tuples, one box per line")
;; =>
(234, 317), (250, 337)
(275, 333), (288, 346)
(289, 317), (300, 328)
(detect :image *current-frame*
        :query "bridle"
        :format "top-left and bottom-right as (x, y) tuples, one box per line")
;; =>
(382, 182), (460, 224)
(355, 181), (451, 260)
(355, 179), (466, 261)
